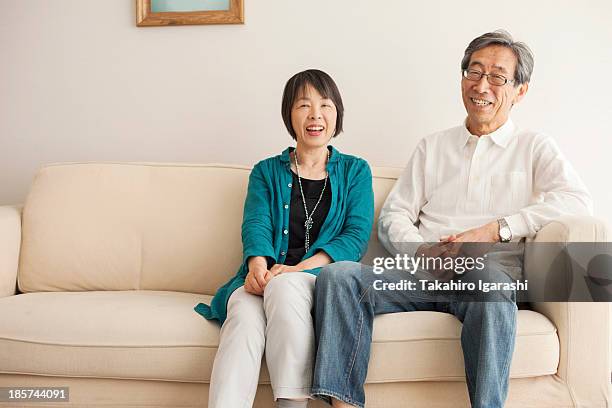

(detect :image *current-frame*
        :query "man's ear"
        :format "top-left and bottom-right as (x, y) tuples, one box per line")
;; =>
(513, 82), (529, 105)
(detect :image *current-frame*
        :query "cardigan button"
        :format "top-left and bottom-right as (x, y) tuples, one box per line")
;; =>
(281, 251), (286, 256)
(288, 183), (292, 188)
(283, 229), (288, 235)
(284, 204), (289, 209)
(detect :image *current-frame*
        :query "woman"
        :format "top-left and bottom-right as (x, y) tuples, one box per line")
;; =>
(194, 69), (374, 408)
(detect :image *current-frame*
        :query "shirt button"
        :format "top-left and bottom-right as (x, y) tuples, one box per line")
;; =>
(281, 251), (286, 256)
(284, 204), (289, 209)
(283, 229), (288, 235)
(288, 183), (292, 188)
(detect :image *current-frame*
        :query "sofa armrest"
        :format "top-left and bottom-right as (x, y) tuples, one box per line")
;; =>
(525, 215), (611, 406)
(529, 215), (609, 243)
(0, 205), (22, 297)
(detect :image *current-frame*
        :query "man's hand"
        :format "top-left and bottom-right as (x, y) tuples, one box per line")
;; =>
(415, 242), (456, 281)
(244, 257), (273, 296)
(416, 242), (448, 259)
(443, 221), (500, 244)
(440, 221), (500, 258)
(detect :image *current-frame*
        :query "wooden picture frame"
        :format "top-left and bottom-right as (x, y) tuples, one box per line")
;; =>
(136, 0), (244, 26)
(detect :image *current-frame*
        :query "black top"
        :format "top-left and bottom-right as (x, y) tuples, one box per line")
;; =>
(284, 171), (332, 266)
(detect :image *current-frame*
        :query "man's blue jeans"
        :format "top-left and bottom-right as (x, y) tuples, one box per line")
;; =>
(311, 261), (518, 408)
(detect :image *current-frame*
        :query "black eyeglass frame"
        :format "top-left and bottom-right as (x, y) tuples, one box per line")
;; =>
(462, 69), (515, 86)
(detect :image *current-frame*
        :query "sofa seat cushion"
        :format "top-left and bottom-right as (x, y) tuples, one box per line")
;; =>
(0, 291), (222, 383)
(368, 309), (559, 382)
(0, 291), (558, 383)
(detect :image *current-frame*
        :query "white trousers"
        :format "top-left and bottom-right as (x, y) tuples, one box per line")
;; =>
(209, 272), (317, 408)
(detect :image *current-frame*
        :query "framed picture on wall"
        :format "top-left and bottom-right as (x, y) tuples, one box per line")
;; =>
(136, 0), (244, 26)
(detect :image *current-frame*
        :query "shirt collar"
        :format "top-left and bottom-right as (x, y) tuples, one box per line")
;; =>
(280, 145), (339, 164)
(459, 118), (516, 149)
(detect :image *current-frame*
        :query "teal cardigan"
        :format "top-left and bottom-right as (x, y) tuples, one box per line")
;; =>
(194, 146), (374, 325)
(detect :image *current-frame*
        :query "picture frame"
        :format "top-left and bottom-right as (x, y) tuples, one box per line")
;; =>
(136, 0), (244, 27)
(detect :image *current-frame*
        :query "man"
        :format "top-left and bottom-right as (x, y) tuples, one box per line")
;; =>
(310, 30), (592, 408)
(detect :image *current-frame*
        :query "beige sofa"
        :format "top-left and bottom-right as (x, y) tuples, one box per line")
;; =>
(0, 162), (610, 408)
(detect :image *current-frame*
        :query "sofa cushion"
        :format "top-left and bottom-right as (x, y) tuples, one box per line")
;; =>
(368, 309), (559, 381)
(0, 291), (221, 382)
(0, 290), (558, 383)
(18, 163), (401, 295)
(18, 163), (252, 295)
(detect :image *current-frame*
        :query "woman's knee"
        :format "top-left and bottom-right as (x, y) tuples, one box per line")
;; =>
(223, 287), (266, 334)
(263, 273), (316, 316)
(264, 272), (315, 298)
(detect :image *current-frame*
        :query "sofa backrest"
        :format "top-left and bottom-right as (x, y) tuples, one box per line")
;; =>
(18, 163), (401, 295)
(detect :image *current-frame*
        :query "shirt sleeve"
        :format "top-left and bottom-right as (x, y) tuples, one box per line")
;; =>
(317, 159), (374, 262)
(505, 134), (593, 239)
(378, 138), (427, 257)
(241, 162), (277, 265)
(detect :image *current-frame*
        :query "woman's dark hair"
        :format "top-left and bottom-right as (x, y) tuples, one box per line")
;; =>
(281, 69), (344, 139)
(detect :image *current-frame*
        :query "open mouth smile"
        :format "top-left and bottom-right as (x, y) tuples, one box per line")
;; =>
(306, 125), (325, 136)
(471, 97), (493, 107)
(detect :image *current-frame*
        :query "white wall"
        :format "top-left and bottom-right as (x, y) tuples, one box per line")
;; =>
(1, 0), (611, 224)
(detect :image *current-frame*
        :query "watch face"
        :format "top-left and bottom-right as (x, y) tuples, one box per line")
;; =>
(500, 227), (511, 240)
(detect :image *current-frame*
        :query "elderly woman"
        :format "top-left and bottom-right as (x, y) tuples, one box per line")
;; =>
(194, 69), (374, 408)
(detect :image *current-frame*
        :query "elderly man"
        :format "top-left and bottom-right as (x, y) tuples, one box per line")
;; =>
(310, 30), (592, 408)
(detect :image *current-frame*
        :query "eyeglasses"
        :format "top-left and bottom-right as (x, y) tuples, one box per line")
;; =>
(462, 69), (514, 86)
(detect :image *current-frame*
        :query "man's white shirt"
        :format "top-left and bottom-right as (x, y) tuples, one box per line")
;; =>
(378, 119), (593, 263)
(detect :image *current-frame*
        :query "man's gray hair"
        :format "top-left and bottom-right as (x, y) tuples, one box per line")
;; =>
(461, 29), (534, 85)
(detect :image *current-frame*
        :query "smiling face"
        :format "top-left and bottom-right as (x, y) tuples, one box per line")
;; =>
(290, 84), (337, 150)
(461, 45), (528, 135)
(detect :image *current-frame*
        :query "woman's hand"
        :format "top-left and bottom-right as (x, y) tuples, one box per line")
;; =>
(245, 257), (273, 296)
(269, 264), (300, 276)
(269, 251), (333, 276)
(245, 265), (272, 296)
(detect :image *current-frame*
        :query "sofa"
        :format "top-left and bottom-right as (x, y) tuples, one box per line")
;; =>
(0, 162), (610, 408)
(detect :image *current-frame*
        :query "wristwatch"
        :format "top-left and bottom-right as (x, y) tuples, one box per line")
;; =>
(498, 218), (512, 242)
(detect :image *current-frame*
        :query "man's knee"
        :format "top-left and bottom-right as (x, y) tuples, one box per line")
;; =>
(315, 261), (367, 296)
(317, 261), (364, 291)
(464, 260), (513, 283)
(461, 260), (516, 298)
(458, 295), (518, 327)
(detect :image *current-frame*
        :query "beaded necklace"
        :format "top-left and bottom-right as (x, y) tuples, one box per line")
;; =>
(294, 148), (329, 254)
